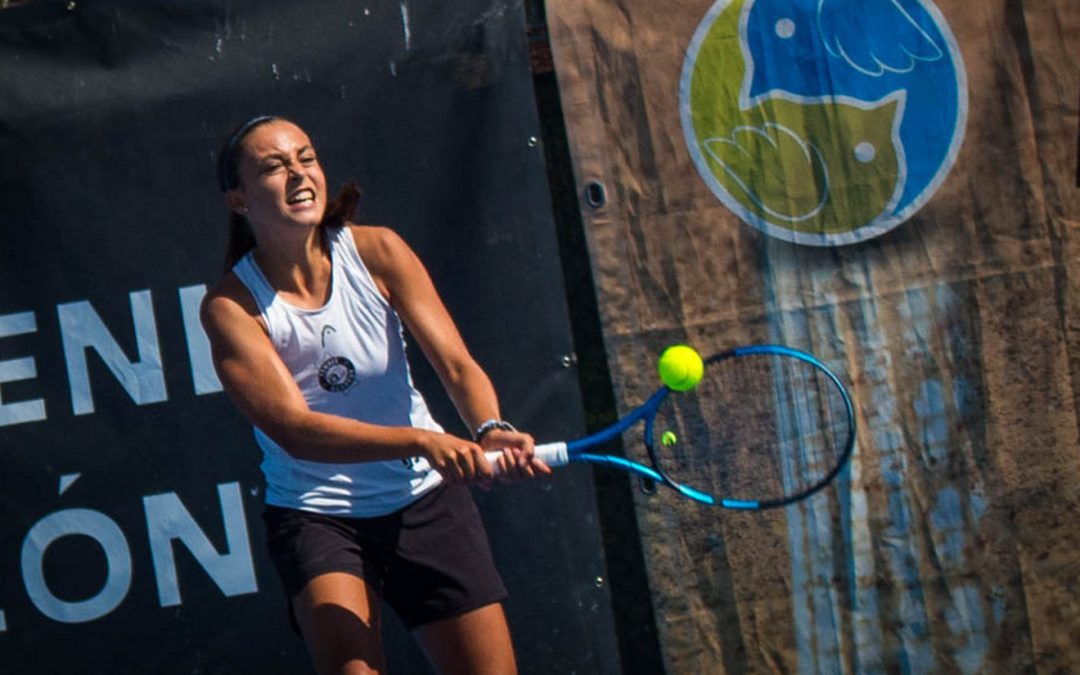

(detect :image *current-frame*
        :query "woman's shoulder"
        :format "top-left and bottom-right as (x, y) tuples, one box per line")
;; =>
(201, 271), (261, 328)
(345, 222), (405, 251)
(344, 223), (413, 272)
(341, 223), (428, 302)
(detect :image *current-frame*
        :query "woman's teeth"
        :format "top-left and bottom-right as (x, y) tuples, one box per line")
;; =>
(287, 190), (315, 204)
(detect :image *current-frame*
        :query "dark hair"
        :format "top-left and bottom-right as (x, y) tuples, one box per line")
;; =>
(217, 116), (362, 271)
(218, 115), (280, 193)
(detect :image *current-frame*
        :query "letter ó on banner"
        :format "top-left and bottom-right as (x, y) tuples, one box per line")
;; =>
(20, 509), (133, 623)
(143, 482), (258, 607)
(0, 311), (47, 427)
(58, 289), (169, 415)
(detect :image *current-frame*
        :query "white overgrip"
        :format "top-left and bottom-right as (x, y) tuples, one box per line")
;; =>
(534, 441), (569, 467)
(411, 443), (569, 478)
(484, 444), (569, 472)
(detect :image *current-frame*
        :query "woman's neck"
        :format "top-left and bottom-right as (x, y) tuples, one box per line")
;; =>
(252, 226), (332, 307)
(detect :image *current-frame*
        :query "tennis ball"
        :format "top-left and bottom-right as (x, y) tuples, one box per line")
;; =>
(657, 345), (704, 391)
(661, 430), (678, 447)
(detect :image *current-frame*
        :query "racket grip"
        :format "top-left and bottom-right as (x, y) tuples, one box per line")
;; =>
(534, 442), (569, 467)
(411, 443), (569, 476)
(485, 443), (569, 472)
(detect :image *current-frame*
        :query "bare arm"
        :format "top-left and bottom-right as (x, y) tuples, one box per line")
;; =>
(200, 274), (491, 483)
(353, 226), (549, 478)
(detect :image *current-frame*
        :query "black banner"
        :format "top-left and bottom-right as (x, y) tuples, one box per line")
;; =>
(0, 1), (619, 671)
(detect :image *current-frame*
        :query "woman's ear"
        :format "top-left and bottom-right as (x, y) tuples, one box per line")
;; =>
(225, 190), (248, 214)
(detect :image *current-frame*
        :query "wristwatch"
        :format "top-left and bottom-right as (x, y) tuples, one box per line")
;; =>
(474, 418), (516, 441)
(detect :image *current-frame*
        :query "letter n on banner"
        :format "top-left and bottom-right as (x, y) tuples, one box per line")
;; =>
(143, 482), (258, 607)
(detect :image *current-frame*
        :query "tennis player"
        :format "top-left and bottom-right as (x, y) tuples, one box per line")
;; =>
(201, 115), (549, 674)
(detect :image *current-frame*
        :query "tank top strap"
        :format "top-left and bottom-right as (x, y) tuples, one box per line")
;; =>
(231, 252), (279, 317)
(326, 225), (390, 309)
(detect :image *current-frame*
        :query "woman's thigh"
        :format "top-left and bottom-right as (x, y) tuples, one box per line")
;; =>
(412, 602), (517, 675)
(293, 572), (385, 675)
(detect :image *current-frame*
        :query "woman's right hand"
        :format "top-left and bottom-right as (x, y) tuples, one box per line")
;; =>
(417, 430), (496, 486)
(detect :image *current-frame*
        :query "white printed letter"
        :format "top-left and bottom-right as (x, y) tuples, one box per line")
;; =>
(0, 311), (46, 427)
(178, 284), (222, 395)
(143, 482), (258, 607)
(58, 290), (168, 415)
(21, 509), (133, 623)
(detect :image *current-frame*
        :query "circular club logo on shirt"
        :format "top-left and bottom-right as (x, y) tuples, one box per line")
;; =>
(318, 356), (356, 392)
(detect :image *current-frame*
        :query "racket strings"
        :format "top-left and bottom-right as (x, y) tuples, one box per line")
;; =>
(653, 352), (851, 504)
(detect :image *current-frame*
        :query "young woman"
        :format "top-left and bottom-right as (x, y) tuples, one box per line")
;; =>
(201, 116), (549, 674)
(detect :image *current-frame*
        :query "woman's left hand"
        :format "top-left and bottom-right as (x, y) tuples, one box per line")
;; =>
(479, 429), (552, 482)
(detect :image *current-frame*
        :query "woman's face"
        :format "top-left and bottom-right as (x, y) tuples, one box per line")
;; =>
(228, 120), (329, 233)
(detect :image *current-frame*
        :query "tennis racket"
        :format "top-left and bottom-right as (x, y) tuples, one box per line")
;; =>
(417, 344), (855, 510)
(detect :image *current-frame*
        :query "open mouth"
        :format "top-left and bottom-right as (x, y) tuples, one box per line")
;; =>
(287, 189), (316, 205)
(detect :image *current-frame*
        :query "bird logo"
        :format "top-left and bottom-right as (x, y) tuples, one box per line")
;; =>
(680, 0), (967, 245)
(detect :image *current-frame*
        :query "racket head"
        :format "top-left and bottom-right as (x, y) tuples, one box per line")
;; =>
(645, 345), (855, 509)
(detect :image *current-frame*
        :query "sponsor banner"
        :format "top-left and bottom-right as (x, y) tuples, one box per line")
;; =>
(0, 1), (620, 672)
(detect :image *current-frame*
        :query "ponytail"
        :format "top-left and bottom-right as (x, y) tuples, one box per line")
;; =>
(223, 212), (258, 272)
(322, 181), (362, 229)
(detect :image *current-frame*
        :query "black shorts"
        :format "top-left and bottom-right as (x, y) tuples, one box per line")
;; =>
(262, 483), (507, 630)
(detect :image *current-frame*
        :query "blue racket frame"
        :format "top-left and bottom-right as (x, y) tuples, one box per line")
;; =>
(562, 344), (856, 510)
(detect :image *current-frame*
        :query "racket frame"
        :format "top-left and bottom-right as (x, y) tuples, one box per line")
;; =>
(551, 344), (856, 510)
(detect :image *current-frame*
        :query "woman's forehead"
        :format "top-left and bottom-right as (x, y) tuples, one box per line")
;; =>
(242, 121), (314, 157)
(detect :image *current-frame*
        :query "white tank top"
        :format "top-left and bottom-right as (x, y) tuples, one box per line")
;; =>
(232, 226), (443, 517)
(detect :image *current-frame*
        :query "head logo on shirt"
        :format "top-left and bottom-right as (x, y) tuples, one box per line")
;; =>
(317, 324), (356, 392)
(680, 0), (967, 245)
(321, 324), (337, 347)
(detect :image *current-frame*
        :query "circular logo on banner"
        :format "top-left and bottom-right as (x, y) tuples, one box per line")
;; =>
(680, 0), (967, 246)
(318, 356), (356, 392)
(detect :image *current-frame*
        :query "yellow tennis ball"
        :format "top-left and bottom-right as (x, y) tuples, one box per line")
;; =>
(661, 430), (678, 447)
(657, 345), (704, 391)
